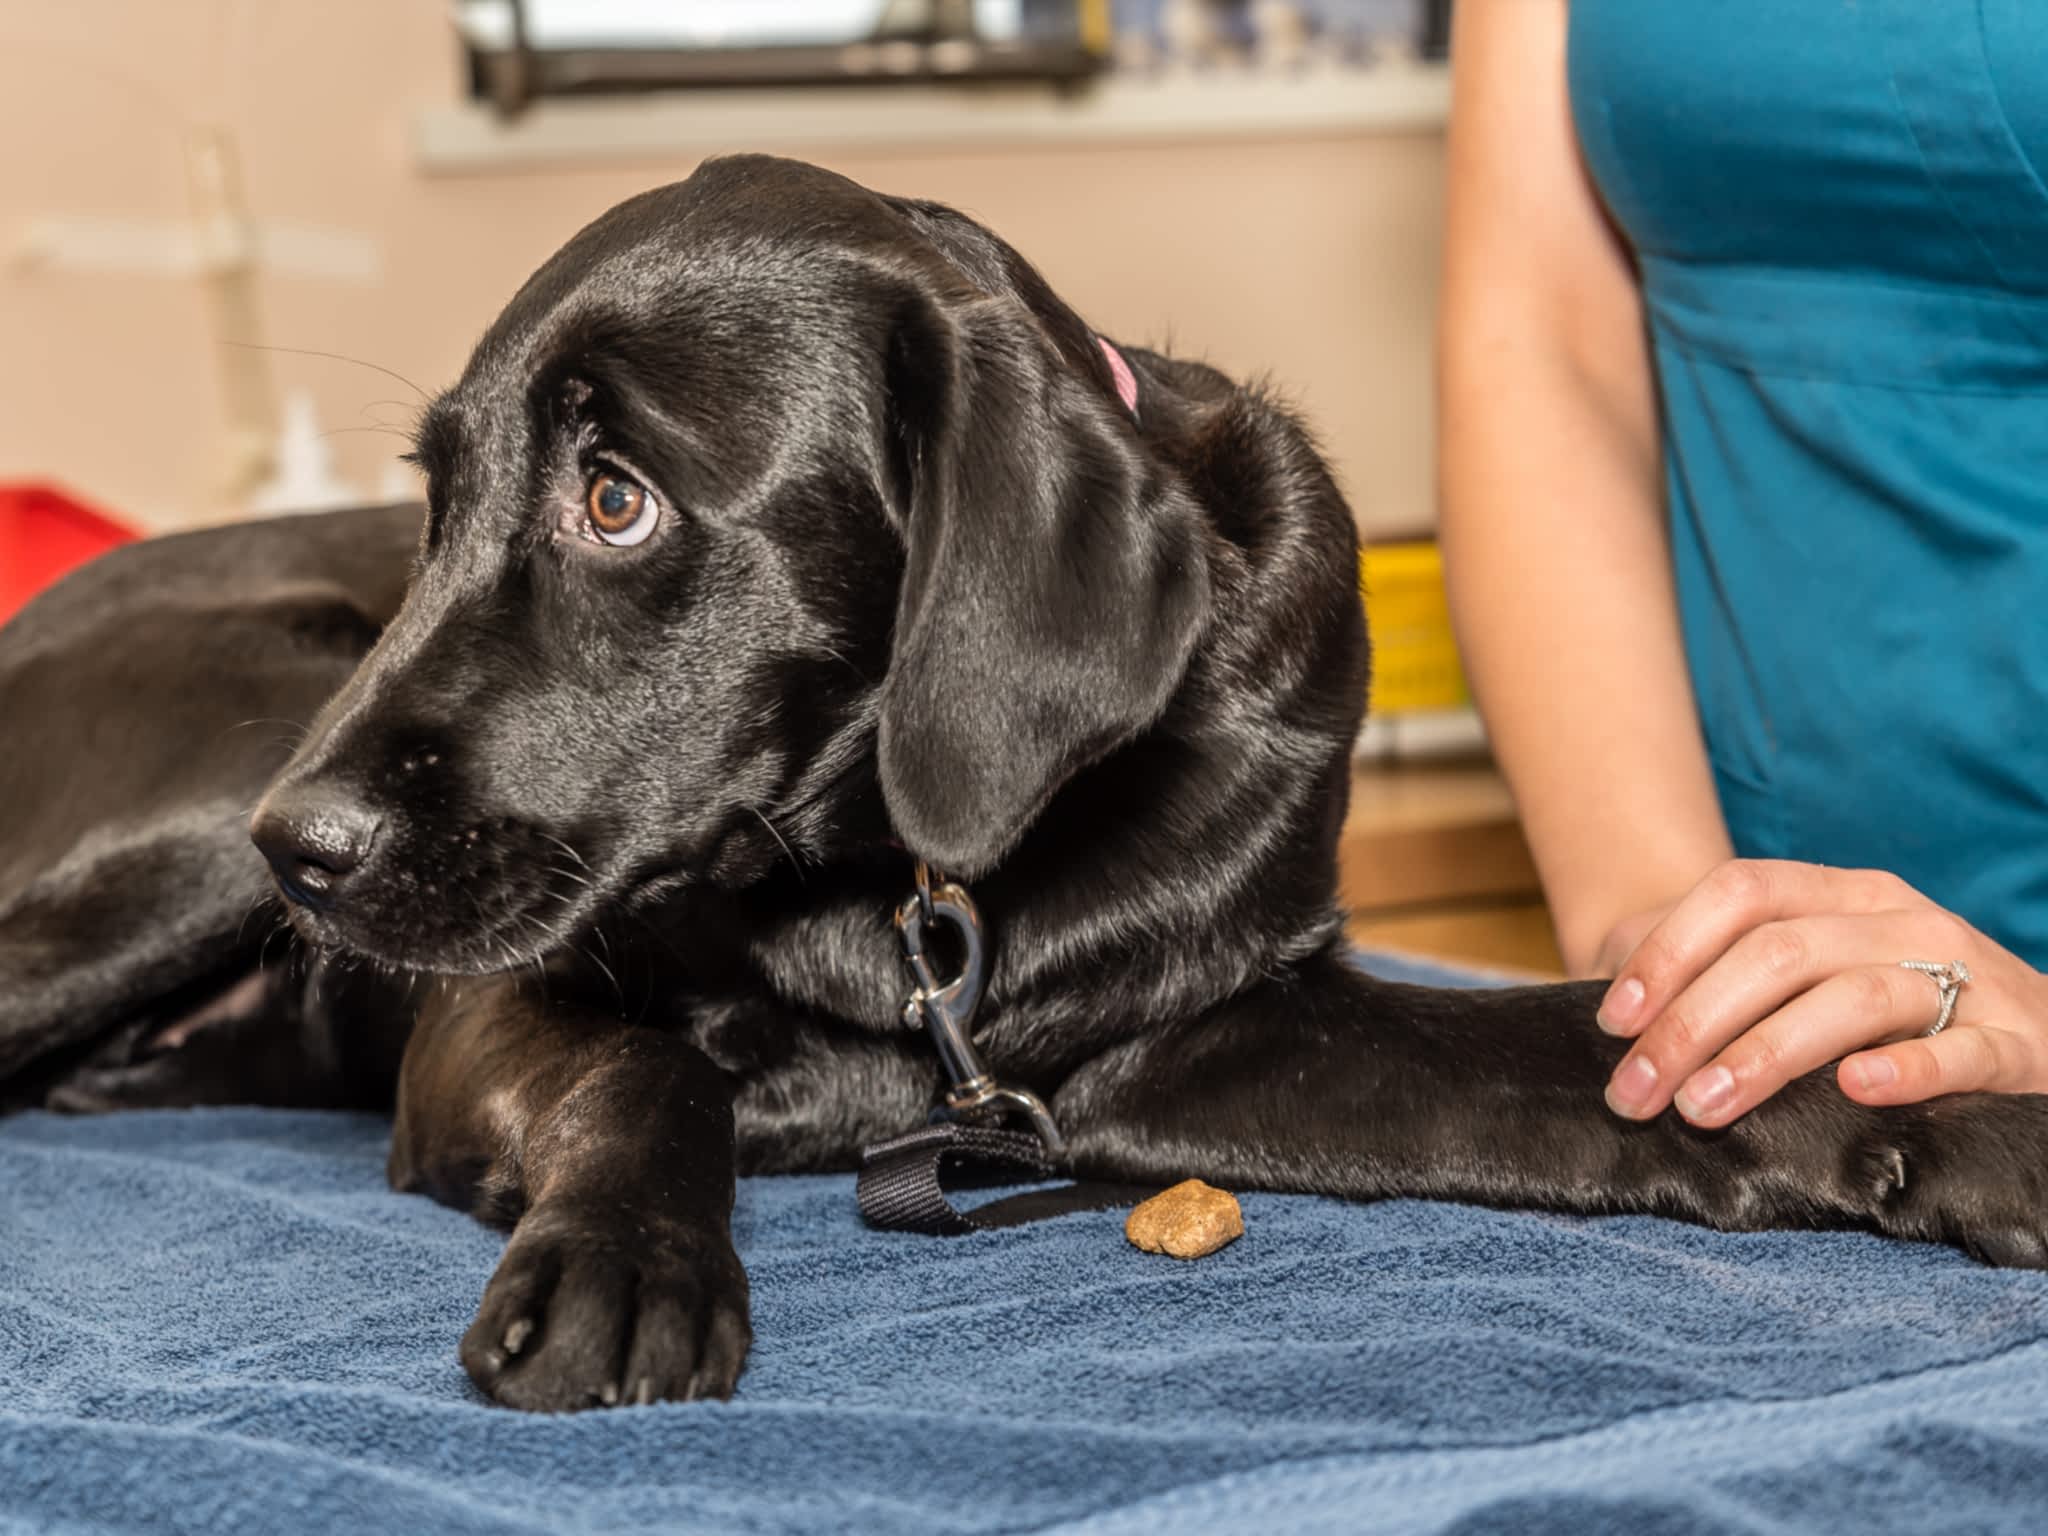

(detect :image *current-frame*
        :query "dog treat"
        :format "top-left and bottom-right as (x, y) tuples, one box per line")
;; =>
(1125, 1179), (1244, 1259)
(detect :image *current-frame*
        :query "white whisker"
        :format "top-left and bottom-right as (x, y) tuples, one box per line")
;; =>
(747, 804), (804, 881)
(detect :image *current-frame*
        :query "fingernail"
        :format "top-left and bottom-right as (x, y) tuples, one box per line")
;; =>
(1598, 977), (1647, 1036)
(1605, 1054), (1658, 1117)
(1850, 1055), (1897, 1093)
(1675, 1065), (1734, 1123)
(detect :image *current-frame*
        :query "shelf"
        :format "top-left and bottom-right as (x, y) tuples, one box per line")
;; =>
(411, 64), (1451, 173)
(1338, 760), (1565, 977)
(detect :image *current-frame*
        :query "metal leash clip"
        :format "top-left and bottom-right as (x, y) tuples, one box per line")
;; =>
(896, 860), (1065, 1161)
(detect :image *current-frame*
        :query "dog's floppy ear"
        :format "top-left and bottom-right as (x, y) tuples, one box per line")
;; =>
(877, 295), (1210, 877)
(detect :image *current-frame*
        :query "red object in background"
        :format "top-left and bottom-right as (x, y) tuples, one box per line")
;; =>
(0, 484), (137, 626)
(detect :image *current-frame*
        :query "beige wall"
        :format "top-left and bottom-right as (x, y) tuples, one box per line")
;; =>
(0, 2), (1443, 538)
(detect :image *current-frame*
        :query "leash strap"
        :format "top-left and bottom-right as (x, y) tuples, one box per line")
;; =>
(857, 1121), (1151, 1234)
(866, 863), (1153, 1233)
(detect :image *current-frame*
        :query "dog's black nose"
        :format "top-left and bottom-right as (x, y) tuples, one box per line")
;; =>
(251, 792), (380, 912)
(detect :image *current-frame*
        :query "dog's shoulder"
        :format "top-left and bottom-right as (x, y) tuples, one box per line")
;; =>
(1134, 349), (1354, 567)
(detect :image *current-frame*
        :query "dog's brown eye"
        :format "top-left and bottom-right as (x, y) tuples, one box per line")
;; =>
(585, 472), (657, 547)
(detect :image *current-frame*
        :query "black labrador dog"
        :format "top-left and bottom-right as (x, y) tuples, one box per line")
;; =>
(5, 155), (2045, 1412)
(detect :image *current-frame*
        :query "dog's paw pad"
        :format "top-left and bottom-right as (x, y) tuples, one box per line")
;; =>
(1963, 1225), (2048, 1269)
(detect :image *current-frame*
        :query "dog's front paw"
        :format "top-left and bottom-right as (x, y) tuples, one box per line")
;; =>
(1864, 1095), (2048, 1268)
(461, 1205), (751, 1411)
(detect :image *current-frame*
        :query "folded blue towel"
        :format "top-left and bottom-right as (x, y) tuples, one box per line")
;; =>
(4, 954), (2047, 1534)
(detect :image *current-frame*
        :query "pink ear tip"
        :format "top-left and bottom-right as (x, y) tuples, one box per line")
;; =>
(1097, 337), (1139, 416)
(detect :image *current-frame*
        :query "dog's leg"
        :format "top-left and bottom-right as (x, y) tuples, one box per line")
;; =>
(389, 976), (750, 1409)
(1055, 949), (2048, 1266)
(40, 956), (417, 1114)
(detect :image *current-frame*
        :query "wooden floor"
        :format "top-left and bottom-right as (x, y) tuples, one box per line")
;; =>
(1338, 760), (1565, 979)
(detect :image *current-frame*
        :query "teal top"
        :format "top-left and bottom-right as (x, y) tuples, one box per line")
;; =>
(1568, 0), (2048, 965)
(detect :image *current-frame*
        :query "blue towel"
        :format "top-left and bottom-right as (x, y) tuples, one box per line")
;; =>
(4, 954), (2048, 1535)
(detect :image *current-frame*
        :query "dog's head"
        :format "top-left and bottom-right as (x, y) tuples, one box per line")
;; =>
(252, 156), (1211, 972)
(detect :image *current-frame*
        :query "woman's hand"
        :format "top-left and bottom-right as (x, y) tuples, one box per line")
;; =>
(1594, 859), (2048, 1126)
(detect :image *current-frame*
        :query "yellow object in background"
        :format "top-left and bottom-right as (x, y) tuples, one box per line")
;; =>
(1358, 541), (1470, 715)
(1077, 0), (1113, 55)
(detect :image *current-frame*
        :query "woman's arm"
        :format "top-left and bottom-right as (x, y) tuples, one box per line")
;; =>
(1436, 0), (1729, 976)
(1436, 2), (2048, 1122)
